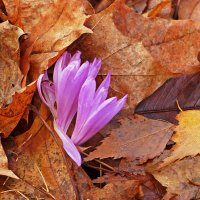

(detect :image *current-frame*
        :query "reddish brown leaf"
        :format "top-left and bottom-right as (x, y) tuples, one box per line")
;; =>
(135, 72), (200, 124)
(86, 115), (173, 163)
(0, 82), (36, 138)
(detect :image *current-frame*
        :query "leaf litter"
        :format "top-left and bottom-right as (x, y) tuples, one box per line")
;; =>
(1, 0), (200, 199)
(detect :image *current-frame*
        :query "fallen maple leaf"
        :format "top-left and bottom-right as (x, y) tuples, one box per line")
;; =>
(85, 115), (173, 163)
(0, 82), (36, 138)
(73, 0), (200, 109)
(0, 21), (23, 107)
(0, 140), (18, 179)
(157, 110), (200, 169)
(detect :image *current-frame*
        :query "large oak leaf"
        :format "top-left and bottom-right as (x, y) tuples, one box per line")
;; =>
(73, 0), (200, 109)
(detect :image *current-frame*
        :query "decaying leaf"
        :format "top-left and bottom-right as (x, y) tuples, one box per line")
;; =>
(3, 0), (92, 81)
(153, 156), (200, 197)
(0, 21), (23, 107)
(73, 0), (200, 109)
(86, 115), (173, 163)
(93, 173), (128, 184)
(85, 180), (142, 200)
(0, 140), (18, 179)
(158, 110), (200, 169)
(1, 104), (93, 199)
(135, 72), (200, 124)
(0, 82), (36, 138)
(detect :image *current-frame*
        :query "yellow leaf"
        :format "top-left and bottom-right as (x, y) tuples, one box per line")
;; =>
(158, 110), (200, 169)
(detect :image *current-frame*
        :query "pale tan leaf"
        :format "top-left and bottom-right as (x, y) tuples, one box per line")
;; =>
(0, 140), (18, 179)
(0, 21), (23, 107)
(153, 156), (200, 197)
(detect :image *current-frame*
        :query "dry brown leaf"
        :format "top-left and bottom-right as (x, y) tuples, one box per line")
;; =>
(1, 104), (93, 199)
(73, 0), (200, 109)
(157, 110), (200, 169)
(0, 140), (18, 179)
(2, 0), (92, 81)
(153, 156), (200, 197)
(85, 180), (142, 200)
(0, 21), (23, 107)
(0, 82), (36, 138)
(93, 173), (128, 184)
(178, 0), (200, 21)
(86, 115), (173, 163)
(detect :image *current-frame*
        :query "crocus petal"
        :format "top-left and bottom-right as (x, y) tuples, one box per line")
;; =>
(37, 73), (56, 116)
(72, 95), (127, 145)
(56, 61), (90, 133)
(96, 72), (111, 95)
(53, 52), (71, 86)
(72, 78), (96, 140)
(70, 51), (81, 62)
(72, 97), (117, 145)
(37, 74), (47, 105)
(88, 58), (101, 78)
(91, 72), (111, 111)
(54, 121), (82, 166)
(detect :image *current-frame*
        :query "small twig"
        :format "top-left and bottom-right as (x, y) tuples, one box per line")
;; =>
(82, 151), (114, 171)
(3, 177), (9, 185)
(176, 99), (183, 112)
(1, 187), (30, 200)
(36, 164), (49, 193)
(84, 163), (114, 173)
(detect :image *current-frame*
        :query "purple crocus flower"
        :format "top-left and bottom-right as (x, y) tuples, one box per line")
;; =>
(37, 51), (127, 166)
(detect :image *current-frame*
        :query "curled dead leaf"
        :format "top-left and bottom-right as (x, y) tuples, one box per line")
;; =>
(2, 0), (93, 82)
(0, 21), (23, 107)
(0, 140), (18, 179)
(0, 82), (36, 138)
